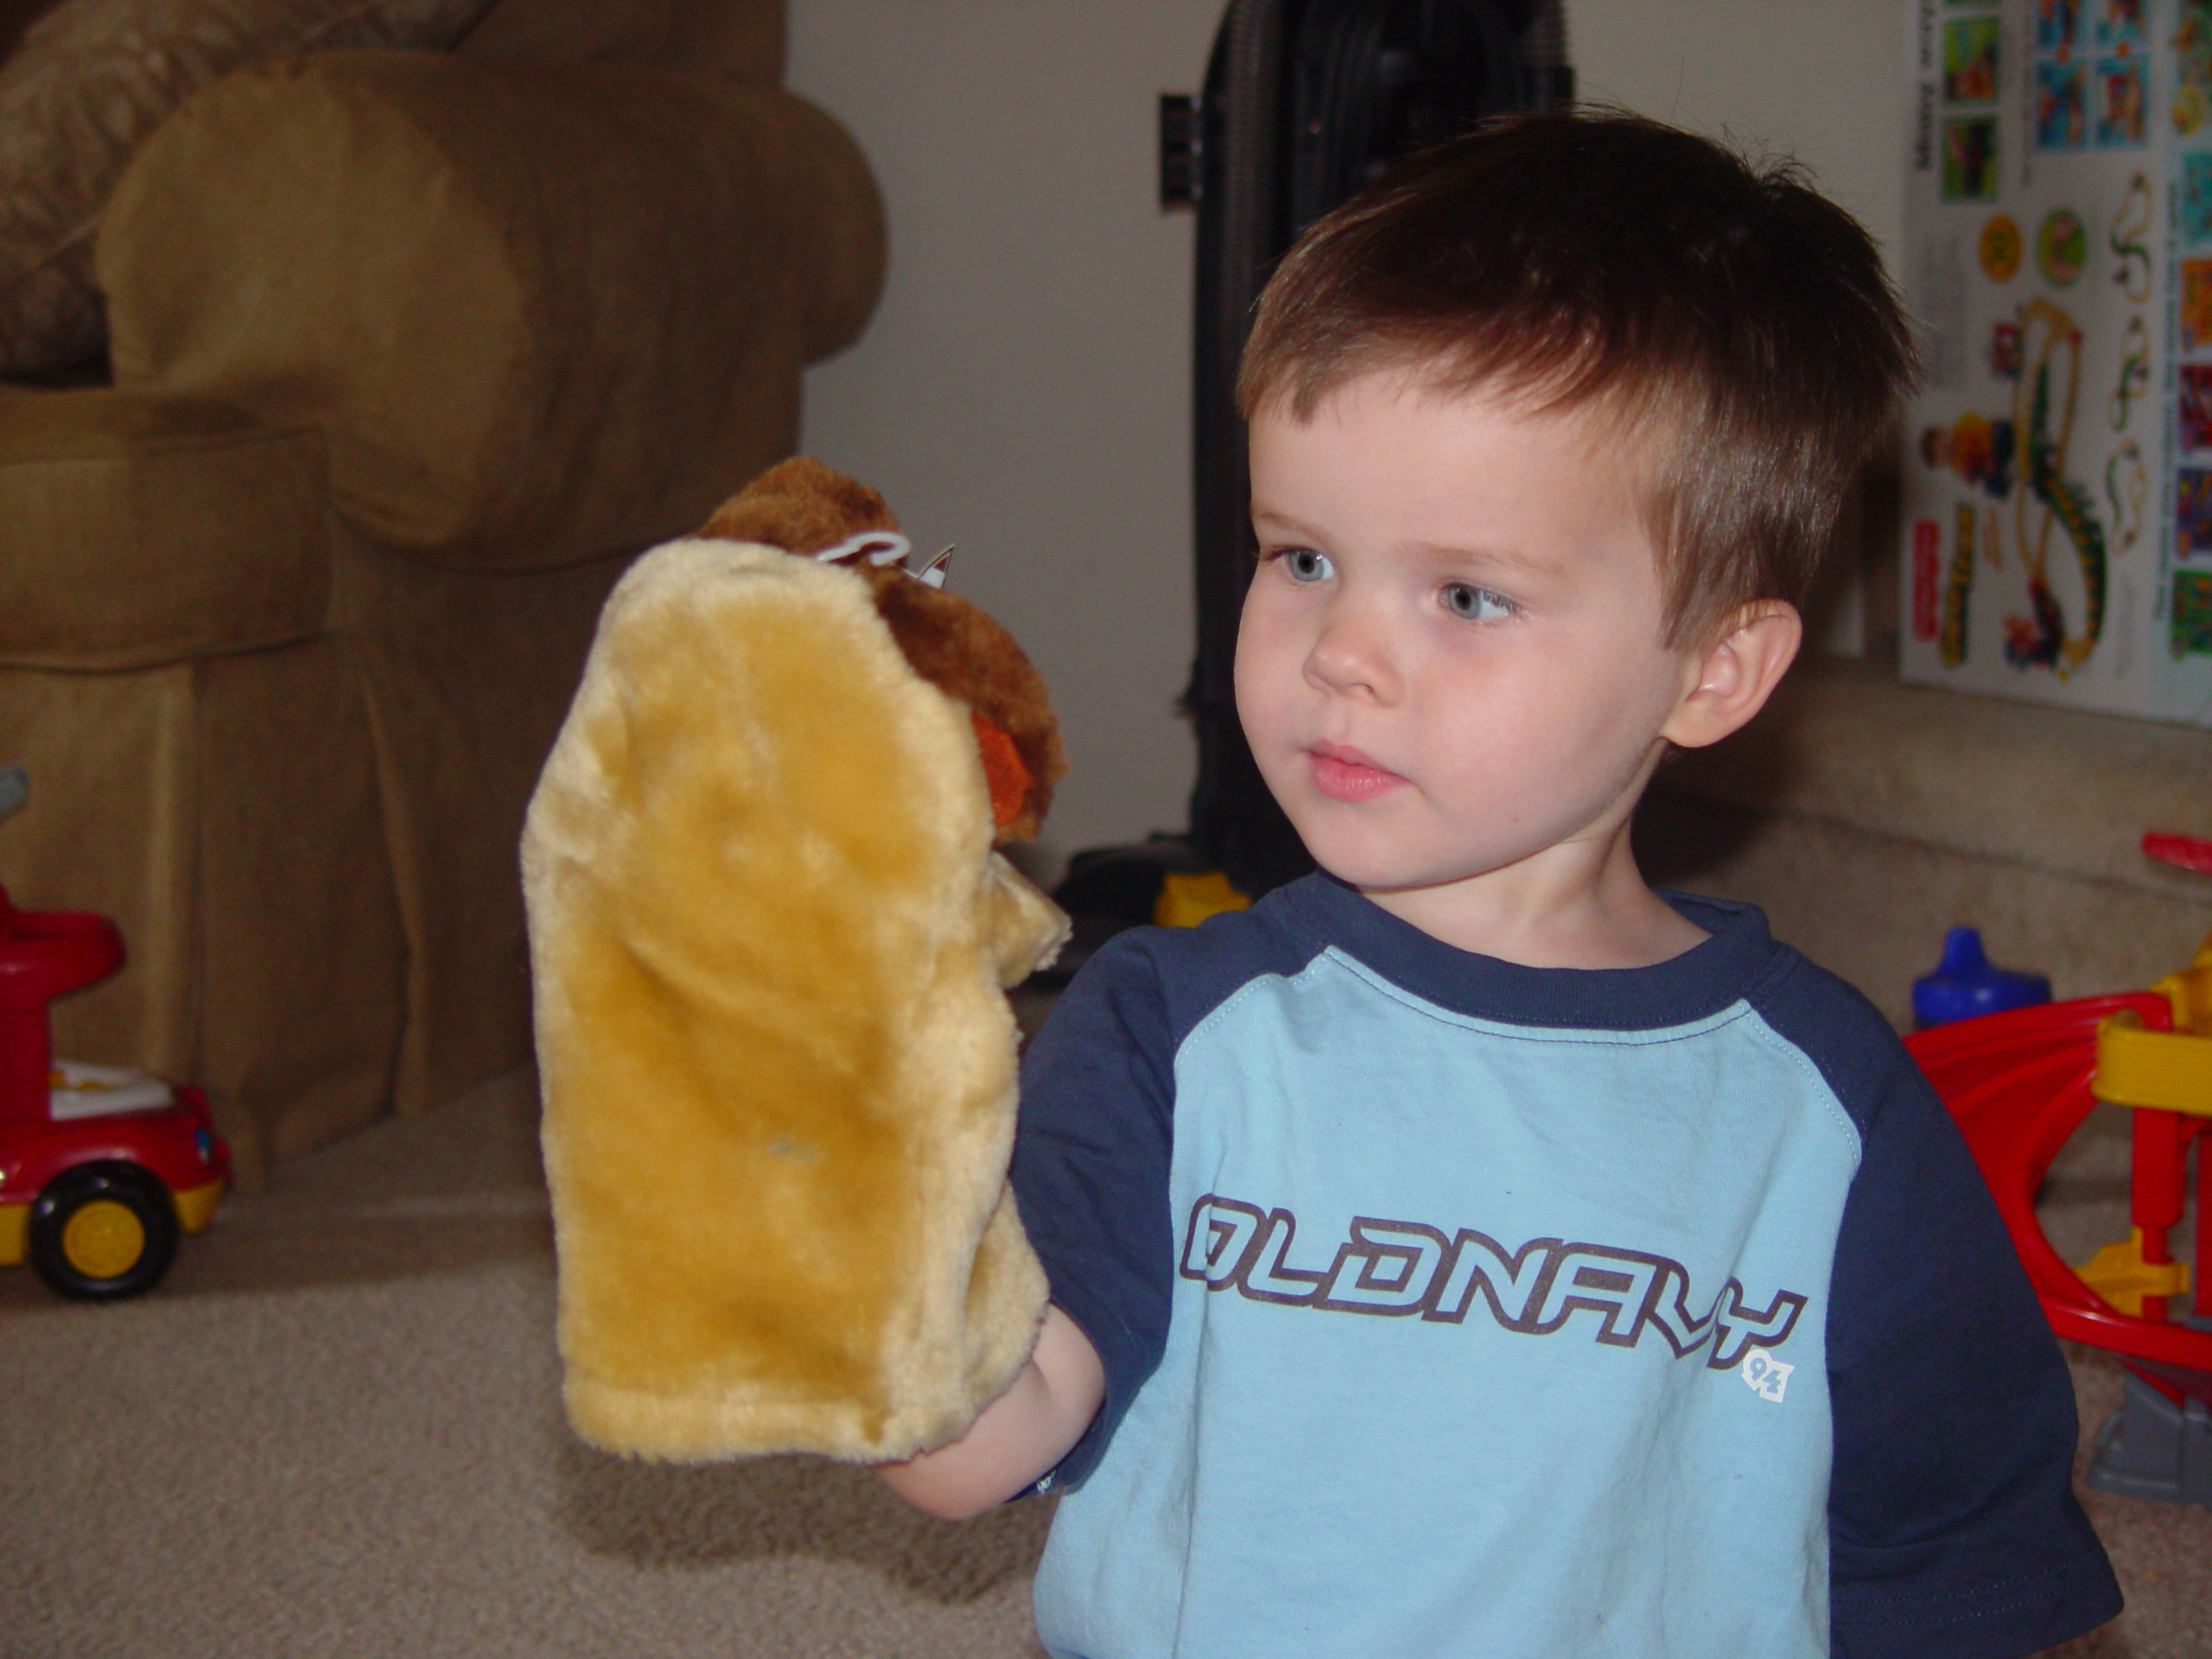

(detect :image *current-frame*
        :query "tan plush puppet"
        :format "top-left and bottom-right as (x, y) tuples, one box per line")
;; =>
(523, 458), (1071, 1464)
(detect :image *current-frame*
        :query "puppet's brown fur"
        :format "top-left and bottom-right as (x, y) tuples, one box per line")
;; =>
(705, 458), (1066, 840)
(524, 461), (1069, 1463)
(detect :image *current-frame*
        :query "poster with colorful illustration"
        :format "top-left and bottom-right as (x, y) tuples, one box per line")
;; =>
(2179, 363), (2212, 446)
(2186, 261), (2212, 346)
(2099, 0), (2147, 45)
(2184, 151), (2212, 238)
(1948, 17), (2004, 98)
(2037, 60), (2092, 146)
(1904, 0), (2212, 725)
(2178, 468), (2212, 550)
(2096, 56), (2149, 142)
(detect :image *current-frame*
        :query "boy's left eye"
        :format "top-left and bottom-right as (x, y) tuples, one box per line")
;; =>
(1441, 582), (1515, 621)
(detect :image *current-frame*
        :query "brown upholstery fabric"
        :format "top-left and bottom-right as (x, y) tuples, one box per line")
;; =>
(0, 386), (328, 667)
(458, 0), (665, 64)
(0, 0), (497, 376)
(329, 527), (636, 1117)
(100, 53), (879, 569)
(0, 0), (884, 1177)
(460, 0), (782, 83)
(0, 0), (67, 65)
(0, 640), (404, 1183)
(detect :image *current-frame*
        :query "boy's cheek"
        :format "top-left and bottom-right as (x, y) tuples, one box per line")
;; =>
(1230, 611), (1277, 726)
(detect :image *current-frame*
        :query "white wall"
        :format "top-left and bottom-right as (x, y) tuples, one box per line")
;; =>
(787, 3), (1221, 880)
(1572, 0), (1904, 257)
(786, 1), (1908, 876)
(1571, 0), (1908, 657)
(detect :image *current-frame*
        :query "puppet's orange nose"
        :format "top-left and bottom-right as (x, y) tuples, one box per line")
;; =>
(971, 713), (1031, 830)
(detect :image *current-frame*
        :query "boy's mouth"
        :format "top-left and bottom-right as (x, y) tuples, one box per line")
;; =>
(1307, 743), (1406, 802)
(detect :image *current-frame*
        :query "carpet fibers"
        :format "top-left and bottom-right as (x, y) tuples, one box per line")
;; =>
(3, 1073), (2204, 1657)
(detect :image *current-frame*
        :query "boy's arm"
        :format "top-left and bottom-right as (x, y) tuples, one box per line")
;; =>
(1748, 953), (2119, 1656)
(1821, 1050), (2122, 1656)
(887, 923), (1192, 1519)
(876, 1305), (1104, 1519)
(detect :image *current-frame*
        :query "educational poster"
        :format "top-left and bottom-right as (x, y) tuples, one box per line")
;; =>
(1904, 0), (2212, 726)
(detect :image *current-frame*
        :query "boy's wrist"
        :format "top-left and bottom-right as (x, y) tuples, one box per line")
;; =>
(874, 1305), (1103, 1519)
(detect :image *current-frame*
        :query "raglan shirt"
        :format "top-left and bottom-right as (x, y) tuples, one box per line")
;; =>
(1009, 874), (2120, 1659)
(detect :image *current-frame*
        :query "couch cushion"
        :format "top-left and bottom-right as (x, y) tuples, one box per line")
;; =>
(1642, 655), (2212, 1022)
(1658, 656), (2212, 895)
(0, 0), (67, 62)
(459, 0), (784, 83)
(0, 385), (331, 667)
(99, 53), (871, 569)
(0, 0), (495, 377)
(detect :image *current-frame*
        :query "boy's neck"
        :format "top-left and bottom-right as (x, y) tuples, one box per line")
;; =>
(1353, 821), (1707, 970)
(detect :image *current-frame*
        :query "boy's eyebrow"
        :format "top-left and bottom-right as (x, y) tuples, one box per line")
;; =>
(1404, 538), (1572, 582)
(1254, 508), (1570, 582)
(1249, 508), (1324, 540)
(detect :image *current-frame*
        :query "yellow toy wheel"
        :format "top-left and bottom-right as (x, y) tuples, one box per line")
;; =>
(28, 1163), (179, 1301)
(61, 1198), (147, 1280)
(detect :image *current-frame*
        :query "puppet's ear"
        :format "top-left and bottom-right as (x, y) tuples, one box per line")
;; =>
(697, 456), (899, 556)
(971, 714), (1033, 832)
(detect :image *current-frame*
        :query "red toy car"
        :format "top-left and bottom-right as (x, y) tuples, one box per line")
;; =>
(0, 881), (229, 1300)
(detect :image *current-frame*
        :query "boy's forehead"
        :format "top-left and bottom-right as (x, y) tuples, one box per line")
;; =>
(1284, 359), (1669, 446)
(1252, 366), (1676, 527)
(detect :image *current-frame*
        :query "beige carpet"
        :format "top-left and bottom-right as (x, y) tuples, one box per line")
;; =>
(2, 1072), (2203, 1658)
(1, 1071), (1051, 1659)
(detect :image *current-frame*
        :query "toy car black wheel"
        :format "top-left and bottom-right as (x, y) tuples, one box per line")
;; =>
(28, 1161), (180, 1301)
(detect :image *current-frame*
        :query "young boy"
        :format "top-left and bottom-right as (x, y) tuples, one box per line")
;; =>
(880, 111), (2122, 1657)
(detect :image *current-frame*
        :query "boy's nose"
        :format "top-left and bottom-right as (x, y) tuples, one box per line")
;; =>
(1304, 605), (1398, 701)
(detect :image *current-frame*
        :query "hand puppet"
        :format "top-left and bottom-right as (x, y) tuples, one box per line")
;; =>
(523, 457), (1070, 1463)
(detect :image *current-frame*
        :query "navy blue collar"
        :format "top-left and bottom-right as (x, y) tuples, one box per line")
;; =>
(1267, 873), (1785, 1033)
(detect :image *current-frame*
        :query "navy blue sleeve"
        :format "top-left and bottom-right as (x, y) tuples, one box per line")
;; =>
(1009, 933), (1179, 1491)
(1756, 960), (2121, 1658)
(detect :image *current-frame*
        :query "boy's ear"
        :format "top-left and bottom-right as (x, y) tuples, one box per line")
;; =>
(1659, 601), (1802, 751)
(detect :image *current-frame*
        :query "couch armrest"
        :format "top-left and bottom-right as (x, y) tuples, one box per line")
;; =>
(0, 386), (330, 669)
(1657, 656), (2212, 899)
(95, 51), (886, 572)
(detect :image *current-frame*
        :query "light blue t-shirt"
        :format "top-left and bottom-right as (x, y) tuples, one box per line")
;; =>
(1010, 876), (2116, 1659)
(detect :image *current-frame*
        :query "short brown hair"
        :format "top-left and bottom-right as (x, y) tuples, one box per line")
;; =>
(1236, 109), (1917, 647)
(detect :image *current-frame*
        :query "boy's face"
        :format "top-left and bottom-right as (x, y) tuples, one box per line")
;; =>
(1236, 371), (1706, 921)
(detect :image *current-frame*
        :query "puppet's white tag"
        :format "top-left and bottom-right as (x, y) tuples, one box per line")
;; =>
(814, 531), (911, 568)
(812, 532), (953, 588)
(1740, 1350), (1793, 1402)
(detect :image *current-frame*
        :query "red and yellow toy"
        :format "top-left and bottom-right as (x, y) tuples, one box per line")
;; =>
(0, 769), (229, 1300)
(1906, 831), (2211, 1499)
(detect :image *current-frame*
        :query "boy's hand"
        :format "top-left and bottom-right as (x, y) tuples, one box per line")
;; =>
(874, 1305), (1103, 1519)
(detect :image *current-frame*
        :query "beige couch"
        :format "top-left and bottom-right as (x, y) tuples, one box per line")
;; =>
(0, 0), (885, 1182)
(1639, 656), (2212, 1027)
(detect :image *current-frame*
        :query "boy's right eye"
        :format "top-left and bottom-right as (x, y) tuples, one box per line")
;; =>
(1274, 547), (1333, 583)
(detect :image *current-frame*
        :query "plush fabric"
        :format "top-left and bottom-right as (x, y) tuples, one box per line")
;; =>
(0, 639), (404, 1180)
(0, 0), (495, 376)
(0, 0), (67, 62)
(0, 0), (885, 1187)
(0, 385), (328, 669)
(99, 52), (881, 569)
(698, 461), (1067, 842)
(525, 463), (1069, 1463)
(328, 521), (632, 1119)
(460, 0), (784, 84)
(1640, 656), (2212, 1025)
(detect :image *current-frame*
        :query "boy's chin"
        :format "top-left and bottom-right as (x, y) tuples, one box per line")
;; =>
(1300, 849), (1453, 899)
